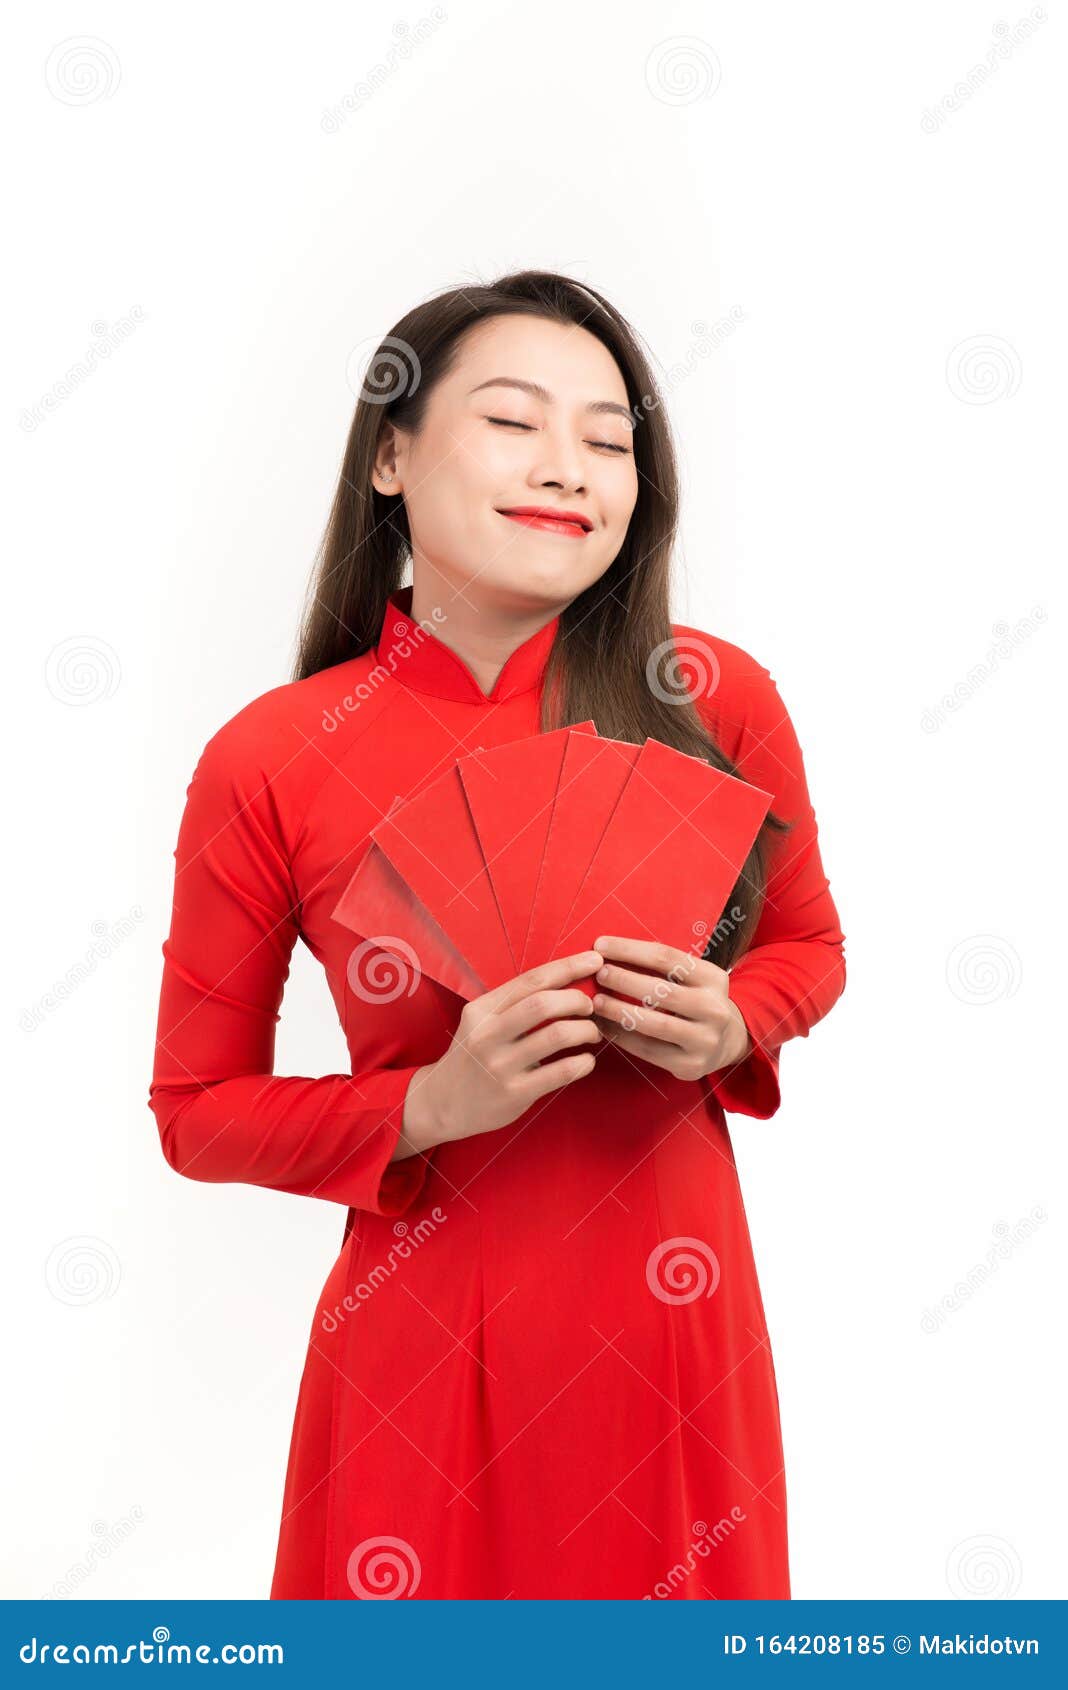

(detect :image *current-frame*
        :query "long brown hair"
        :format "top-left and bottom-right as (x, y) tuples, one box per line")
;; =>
(294, 269), (790, 968)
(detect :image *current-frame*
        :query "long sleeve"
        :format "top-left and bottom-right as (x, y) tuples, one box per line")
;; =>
(147, 717), (432, 1215)
(694, 642), (847, 1120)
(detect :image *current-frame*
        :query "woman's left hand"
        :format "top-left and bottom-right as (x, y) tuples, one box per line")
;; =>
(590, 934), (752, 1082)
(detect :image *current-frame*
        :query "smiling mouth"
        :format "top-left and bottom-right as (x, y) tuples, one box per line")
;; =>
(495, 507), (593, 538)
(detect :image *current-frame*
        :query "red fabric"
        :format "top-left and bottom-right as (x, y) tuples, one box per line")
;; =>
(148, 587), (846, 1599)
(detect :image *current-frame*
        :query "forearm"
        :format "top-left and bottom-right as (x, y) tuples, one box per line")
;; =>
(150, 1065), (431, 1215)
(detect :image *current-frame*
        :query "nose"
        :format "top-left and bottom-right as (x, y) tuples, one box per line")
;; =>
(530, 424), (587, 496)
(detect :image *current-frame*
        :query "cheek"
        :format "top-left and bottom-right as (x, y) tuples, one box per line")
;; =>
(406, 433), (490, 528)
(602, 469), (639, 539)
(447, 418), (509, 479)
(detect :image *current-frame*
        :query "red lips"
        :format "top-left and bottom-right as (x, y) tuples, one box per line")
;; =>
(496, 506), (593, 536)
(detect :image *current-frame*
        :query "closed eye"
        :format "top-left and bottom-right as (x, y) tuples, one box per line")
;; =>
(486, 416), (631, 456)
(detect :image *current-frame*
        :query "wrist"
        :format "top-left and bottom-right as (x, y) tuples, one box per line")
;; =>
(397, 1062), (453, 1157)
(726, 1000), (753, 1066)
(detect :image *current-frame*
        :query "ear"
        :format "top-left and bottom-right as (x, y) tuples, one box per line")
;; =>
(372, 424), (402, 494)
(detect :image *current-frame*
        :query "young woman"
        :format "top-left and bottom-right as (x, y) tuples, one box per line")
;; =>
(148, 269), (846, 1601)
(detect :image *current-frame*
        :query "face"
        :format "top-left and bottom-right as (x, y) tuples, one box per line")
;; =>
(372, 314), (639, 616)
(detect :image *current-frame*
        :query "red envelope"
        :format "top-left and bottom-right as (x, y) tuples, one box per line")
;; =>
(521, 734), (640, 971)
(331, 729), (774, 1010)
(370, 763), (515, 989)
(330, 832), (486, 1001)
(458, 720), (597, 971)
(554, 740), (773, 969)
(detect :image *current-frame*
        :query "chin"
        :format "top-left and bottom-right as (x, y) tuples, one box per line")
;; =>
(467, 565), (571, 611)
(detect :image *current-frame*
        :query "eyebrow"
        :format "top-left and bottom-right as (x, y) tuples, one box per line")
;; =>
(467, 376), (633, 422)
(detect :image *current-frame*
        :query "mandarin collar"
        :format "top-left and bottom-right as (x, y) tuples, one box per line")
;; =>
(374, 585), (561, 704)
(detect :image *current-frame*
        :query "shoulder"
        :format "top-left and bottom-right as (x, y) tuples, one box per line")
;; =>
(189, 649), (384, 804)
(668, 620), (772, 691)
(667, 620), (781, 754)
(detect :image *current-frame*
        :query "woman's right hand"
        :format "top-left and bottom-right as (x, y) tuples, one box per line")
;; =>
(395, 950), (605, 1157)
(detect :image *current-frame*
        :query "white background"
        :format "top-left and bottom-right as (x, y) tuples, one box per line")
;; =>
(3, 1), (1064, 1601)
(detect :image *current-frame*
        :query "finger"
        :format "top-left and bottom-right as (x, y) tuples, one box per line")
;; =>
(495, 986), (597, 1041)
(594, 934), (713, 984)
(516, 1017), (603, 1070)
(593, 960), (702, 1020)
(487, 950), (602, 1016)
(592, 988), (699, 1048)
(518, 1047), (598, 1102)
(593, 1023), (681, 1070)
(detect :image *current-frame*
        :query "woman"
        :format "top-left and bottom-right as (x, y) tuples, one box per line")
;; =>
(148, 269), (846, 1600)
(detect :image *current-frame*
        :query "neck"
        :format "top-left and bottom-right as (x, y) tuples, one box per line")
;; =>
(408, 567), (566, 700)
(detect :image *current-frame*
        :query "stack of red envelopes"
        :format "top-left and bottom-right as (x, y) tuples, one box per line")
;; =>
(330, 724), (773, 1003)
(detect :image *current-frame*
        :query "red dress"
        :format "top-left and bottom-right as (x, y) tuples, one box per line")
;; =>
(148, 586), (846, 1600)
